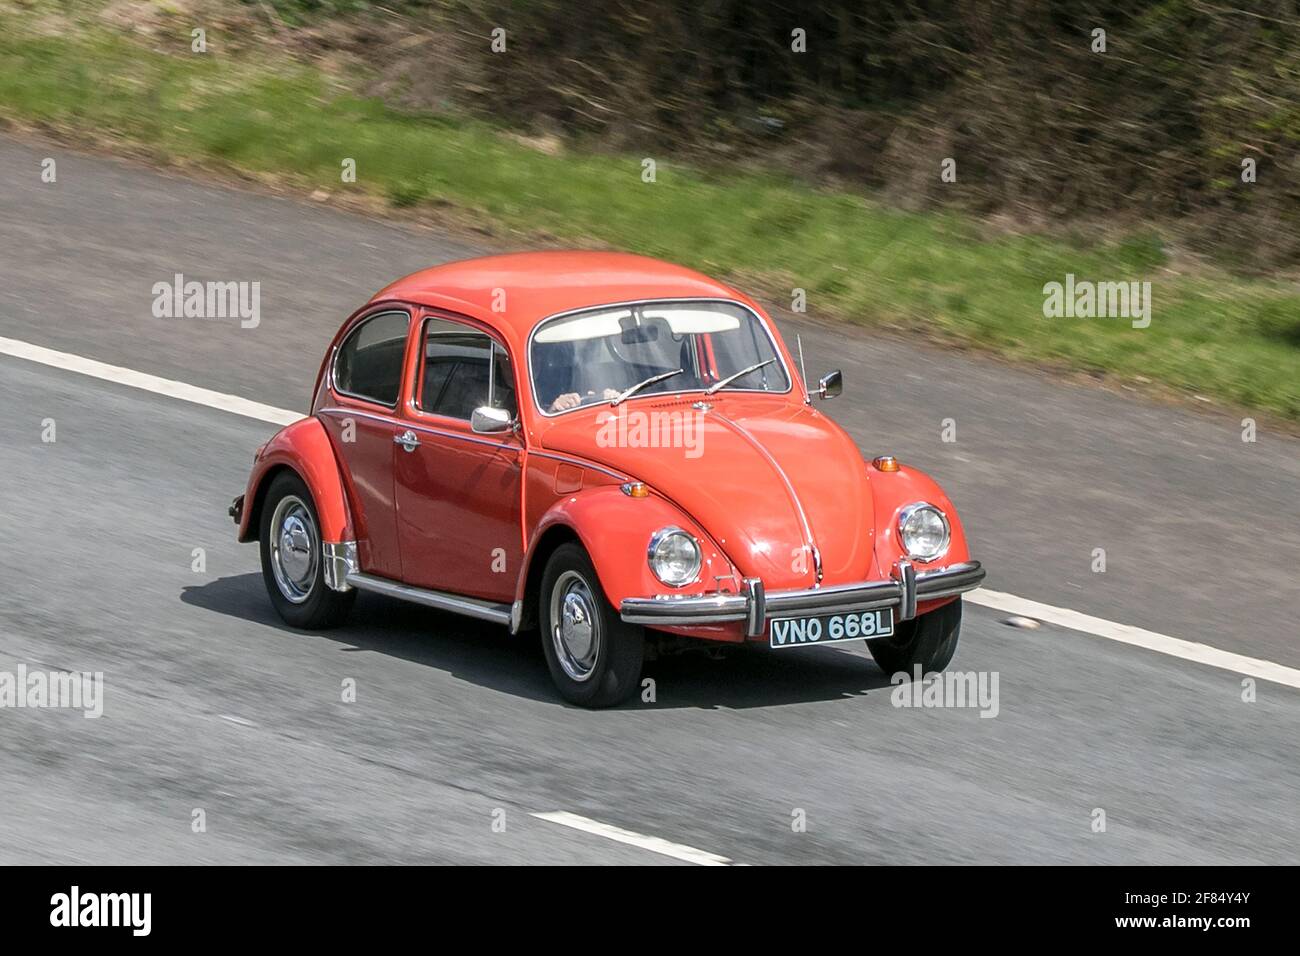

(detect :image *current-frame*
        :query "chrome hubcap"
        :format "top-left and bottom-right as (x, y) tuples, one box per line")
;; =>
(550, 571), (600, 682)
(270, 495), (317, 604)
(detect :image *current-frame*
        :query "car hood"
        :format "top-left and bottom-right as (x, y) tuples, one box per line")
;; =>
(538, 396), (877, 588)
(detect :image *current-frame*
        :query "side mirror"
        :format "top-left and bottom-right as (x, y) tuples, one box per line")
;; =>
(817, 369), (842, 400)
(471, 406), (514, 434)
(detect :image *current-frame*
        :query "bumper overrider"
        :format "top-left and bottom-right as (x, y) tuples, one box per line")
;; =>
(620, 560), (986, 638)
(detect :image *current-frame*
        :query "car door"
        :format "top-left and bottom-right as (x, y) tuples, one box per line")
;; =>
(393, 313), (524, 602)
(318, 308), (411, 581)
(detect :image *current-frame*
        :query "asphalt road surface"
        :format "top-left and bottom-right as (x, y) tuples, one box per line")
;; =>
(0, 133), (1296, 864)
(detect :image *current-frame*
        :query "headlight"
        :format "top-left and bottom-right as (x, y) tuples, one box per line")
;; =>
(648, 527), (702, 587)
(898, 503), (950, 562)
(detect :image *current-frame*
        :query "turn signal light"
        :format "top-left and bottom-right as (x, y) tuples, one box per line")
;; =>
(621, 481), (649, 498)
(872, 455), (900, 472)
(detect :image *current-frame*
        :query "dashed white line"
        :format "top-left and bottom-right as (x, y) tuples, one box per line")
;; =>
(3, 334), (1298, 691)
(217, 714), (258, 728)
(531, 811), (732, 865)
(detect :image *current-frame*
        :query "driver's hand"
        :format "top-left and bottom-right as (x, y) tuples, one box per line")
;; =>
(550, 392), (583, 411)
(601, 388), (620, 400)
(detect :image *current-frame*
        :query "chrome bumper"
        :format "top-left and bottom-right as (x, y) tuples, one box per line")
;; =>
(619, 560), (985, 638)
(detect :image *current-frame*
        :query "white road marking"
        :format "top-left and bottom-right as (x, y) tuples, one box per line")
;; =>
(2, 335), (1298, 691)
(217, 714), (257, 727)
(0, 336), (300, 426)
(967, 589), (1300, 690)
(531, 811), (732, 865)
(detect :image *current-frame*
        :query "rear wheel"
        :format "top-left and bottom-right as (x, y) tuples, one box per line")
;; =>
(258, 471), (356, 629)
(539, 543), (645, 707)
(866, 599), (962, 677)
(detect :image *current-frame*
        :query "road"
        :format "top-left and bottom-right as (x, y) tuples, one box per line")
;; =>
(0, 132), (1297, 864)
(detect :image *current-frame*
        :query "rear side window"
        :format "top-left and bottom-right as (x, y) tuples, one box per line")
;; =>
(419, 317), (517, 420)
(333, 311), (409, 406)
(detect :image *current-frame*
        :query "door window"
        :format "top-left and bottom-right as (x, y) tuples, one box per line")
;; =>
(333, 311), (410, 406)
(418, 317), (517, 421)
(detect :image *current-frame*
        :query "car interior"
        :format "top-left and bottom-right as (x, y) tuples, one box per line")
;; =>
(420, 331), (516, 420)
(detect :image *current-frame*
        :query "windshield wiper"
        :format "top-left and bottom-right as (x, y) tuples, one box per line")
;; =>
(610, 368), (684, 407)
(705, 358), (776, 395)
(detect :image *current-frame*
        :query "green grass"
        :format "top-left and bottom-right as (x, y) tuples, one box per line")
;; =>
(2, 19), (1297, 419)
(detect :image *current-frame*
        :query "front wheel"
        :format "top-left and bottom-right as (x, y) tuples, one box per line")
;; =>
(258, 471), (356, 630)
(539, 543), (645, 707)
(867, 598), (962, 677)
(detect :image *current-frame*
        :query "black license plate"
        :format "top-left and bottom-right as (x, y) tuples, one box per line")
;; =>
(769, 608), (895, 649)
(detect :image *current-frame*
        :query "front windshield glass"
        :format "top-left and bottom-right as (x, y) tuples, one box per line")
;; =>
(530, 301), (790, 414)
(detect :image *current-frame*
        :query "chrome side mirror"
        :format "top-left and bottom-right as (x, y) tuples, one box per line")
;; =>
(471, 405), (514, 434)
(817, 369), (842, 400)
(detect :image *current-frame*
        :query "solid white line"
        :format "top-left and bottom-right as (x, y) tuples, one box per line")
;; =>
(0, 336), (300, 426)
(531, 811), (732, 865)
(3, 335), (1298, 691)
(967, 588), (1300, 690)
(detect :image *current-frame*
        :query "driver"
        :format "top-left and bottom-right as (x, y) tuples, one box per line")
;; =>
(550, 388), (620, 412)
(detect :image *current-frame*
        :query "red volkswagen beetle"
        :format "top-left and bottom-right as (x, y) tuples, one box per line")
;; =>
(231, 252), (985, 706)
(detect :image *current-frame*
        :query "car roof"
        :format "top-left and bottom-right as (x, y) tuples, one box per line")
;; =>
(368, 251), (751, 338)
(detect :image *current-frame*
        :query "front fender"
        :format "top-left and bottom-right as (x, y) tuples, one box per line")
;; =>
(237, 415), (353, 544)
(869, 464), (972, 573)
(517, 486), (738, 610)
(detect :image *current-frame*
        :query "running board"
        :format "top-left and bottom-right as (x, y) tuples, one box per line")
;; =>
(344, 573), (513, 627)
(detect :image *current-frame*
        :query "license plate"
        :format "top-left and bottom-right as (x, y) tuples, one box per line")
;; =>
(768, 608), (894, 649)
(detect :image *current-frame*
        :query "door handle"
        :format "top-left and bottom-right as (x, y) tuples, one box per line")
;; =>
(393, 429), (420, 452)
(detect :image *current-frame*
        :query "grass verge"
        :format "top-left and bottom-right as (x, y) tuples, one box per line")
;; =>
(1, 15), (1296, 419)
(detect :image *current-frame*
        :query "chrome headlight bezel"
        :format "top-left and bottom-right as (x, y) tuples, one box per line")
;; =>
(897, 502), (951, 562)
(647, 526), (702, 588)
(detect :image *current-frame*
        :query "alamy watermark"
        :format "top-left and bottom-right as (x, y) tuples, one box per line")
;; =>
(151, 273), (260, 328)
(50, 887), (150, 936)
(1042, 274), (1151, 329)
(890, 666), (999, 718)
(0, 665), (103, 718)
(595, 406), (705, 459)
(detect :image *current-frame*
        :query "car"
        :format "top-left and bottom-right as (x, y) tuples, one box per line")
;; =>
(230, 251), (986, 706)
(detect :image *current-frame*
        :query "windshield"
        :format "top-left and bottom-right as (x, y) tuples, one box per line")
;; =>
(530, 301), (790, 414)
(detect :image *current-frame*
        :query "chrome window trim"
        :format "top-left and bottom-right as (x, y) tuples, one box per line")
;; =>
(526, 297), (793, 419)
(329, 309), (411, 410)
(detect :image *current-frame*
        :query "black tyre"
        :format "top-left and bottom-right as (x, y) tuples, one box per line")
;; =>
(258, 471), (356, 629)
(867, 598), (962, 677)
(539, 543), (645, 707)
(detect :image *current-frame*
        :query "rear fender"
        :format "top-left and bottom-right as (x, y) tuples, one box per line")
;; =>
(238, 416), (353, 544)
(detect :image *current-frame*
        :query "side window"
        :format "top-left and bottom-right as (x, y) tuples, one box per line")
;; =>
(419, 317), (517, 421)
(333, 311), (409, 406)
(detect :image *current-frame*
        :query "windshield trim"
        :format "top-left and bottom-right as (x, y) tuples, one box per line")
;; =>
(527, 297), (792, 418)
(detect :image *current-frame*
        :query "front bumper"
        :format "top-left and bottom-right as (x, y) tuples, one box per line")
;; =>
(620, 560), (985, 638)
